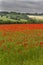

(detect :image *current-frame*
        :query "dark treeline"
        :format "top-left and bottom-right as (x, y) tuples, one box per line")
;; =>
(0, 11), (43, 15)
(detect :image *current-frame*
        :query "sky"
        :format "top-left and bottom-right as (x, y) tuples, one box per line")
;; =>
(0, 0), (43, 13)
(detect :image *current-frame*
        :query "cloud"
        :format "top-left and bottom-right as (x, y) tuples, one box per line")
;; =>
(0, 0), (43, 13)
(0, 0), (2, 11)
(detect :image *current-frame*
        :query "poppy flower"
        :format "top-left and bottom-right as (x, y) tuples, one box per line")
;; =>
(2, 32), (6, 36)
(3, 45), (6, 50)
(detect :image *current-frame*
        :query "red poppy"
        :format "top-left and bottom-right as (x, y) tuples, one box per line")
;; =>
(14, 51), (16, 54)
(40, 42), (43, 44)
(23, 43), (28, 47)
(30, 45), (34, 49)
(35, 43), (39, 47)
(15, 42), (23, 46)
(1, 40), (5, 43)
(37, 33), (41, 36)
(2, 32), (6, 36)
(40, 42), (43, 48)
(24, 47), (29, 50)
(3, 45), (6, 50)
(17, 49), (22, 54)
(7, 38), (14, 42)
(0, 40), (5, 47)
(0, 43), (3, 47)
(10, 46), (12, 49)
(0, 24), (43, 31)
(23, 39), (28, 42)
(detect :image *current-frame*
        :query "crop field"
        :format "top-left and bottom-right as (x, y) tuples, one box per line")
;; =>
(27, 15), (43, 20)
(0, 24), (43, 65)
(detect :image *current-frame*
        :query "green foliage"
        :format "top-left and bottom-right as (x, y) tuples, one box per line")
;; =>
(0, 12), (43, 24)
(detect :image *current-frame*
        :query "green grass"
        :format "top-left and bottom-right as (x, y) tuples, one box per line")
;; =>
(0, 30), (43, 65)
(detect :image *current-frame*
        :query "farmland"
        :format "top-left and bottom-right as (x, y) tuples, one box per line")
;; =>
(0, 12), (43, 24)
(27, 15), (43, 20)
(0, 24), (43, 65)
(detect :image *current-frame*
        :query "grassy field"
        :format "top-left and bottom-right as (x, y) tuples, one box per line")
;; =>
(0, 24), (43, 65)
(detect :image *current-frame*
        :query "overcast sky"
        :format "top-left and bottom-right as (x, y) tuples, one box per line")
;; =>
(0, 0), (43, 13)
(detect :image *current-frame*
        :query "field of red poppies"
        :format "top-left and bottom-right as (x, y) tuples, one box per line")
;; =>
(0, 24), (43, 65)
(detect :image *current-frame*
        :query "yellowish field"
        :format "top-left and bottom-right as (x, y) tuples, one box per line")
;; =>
(27, 15), (43, 20)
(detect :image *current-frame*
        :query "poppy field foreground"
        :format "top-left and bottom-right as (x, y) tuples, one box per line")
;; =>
(0, 24), (43, 65)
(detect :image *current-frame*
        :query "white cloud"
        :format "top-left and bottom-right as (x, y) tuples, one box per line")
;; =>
(2, 0), (43, 1)
(0, 0), (2, 1)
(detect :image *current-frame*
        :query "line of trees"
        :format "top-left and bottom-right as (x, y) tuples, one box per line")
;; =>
(0, 11), (43, 24)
